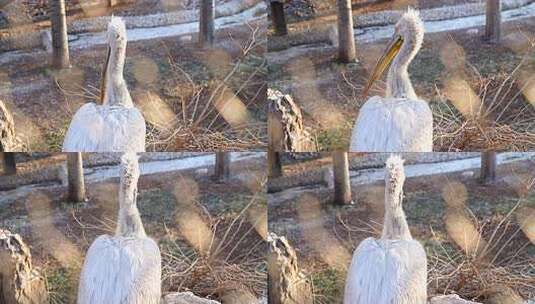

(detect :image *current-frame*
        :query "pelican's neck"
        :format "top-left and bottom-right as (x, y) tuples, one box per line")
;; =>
(386, 38), (419, 100)
(381, 165), (412, 240)
(116, 170), (146, 238)
(103, 42), (133, 107)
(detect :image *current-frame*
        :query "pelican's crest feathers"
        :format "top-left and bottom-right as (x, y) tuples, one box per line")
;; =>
(120, 152), (140, 188)
(108, 16), (127, 40)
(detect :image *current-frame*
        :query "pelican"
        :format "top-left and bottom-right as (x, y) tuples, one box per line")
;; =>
(343, 155), (427, 304)
(77, 152), (161, 304)
(62, 17), (146, 152)
(350, 8), (433, 152)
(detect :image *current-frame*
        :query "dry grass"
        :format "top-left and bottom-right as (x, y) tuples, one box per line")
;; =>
(428, 200), (535, 301)
(161, 191), (267, 299)
(433, 43), (535, 151)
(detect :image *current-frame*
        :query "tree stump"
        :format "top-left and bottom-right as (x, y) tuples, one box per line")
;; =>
(0, 230), (48, 304)
(268, 89), (312, 152)
(268, 232), (312, 304)
(0, 100), (16, 152)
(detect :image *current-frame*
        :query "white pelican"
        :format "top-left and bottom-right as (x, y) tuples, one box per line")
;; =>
(63, 17), (146, 152)
(350, 8), (433, 152)
(77, 152), (161, 304)
(343, 155), (427, 304)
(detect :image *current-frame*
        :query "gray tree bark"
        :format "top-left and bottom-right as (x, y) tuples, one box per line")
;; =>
(268, 151), (282, 178)
(199, 0), (215, 47)
(485, 0), (501, 43)
(480, 151), (497, 185)
(332, 151), (352, 205)
(67, 153), (85, 202)
(270, 1), (287, 36)
(50, 0), (70, 69)
(214, 152), (230, 182)
(1, 152), (16, 175)
(336, 0), (356, 63)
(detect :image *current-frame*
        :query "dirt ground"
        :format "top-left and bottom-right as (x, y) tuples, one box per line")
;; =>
(268, 155), (535, 303)
(0, 17), (267, 151)
(0, 154), (267, 303)
(268, 13), (535, 151)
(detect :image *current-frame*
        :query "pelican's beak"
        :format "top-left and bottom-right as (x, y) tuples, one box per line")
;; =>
(100, 46), (111, 104)
(363, 35), (404, 96)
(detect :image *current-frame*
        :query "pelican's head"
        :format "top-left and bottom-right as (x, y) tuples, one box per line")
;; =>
(120, 152), (140, 193)
(384, 154), (405, 208)
(364, 8), (424, 95)
(107, 16), (127, 50)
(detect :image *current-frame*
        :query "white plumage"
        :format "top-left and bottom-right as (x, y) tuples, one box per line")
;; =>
(63, 17), (146, 152)
(77, 152), (161, 304)
(350, 8), (433, 152)
(343, 155), (427, 304)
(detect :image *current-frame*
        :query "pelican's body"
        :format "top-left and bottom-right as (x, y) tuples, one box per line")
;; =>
(78, 153), (161, 304)
(343, 155), (427, 304)
(63, 17), (146, 152)
(350, 9), (433, 152)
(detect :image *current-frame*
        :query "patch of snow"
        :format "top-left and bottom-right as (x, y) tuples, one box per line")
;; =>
(70, 2), (266, 50)
(358, 2), (535, 43)
(0, 152), (265, 205)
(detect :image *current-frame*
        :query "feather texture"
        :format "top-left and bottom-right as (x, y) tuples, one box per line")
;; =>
(77, 236), (161, 304)
(343, 155), (427, 304)
(77, 152), (161, 303)
(343, 238), (427, 304)
(350, 97), (433, 152)
(62, 103), (146, 152)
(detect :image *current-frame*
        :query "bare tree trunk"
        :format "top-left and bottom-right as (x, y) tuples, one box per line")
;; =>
(268, 151), (282, 178)
(67, 153), (85, 202)
(480, 151), (497, 185)
(199, 0), (215, 47)
(336, 0), (356, 63)
(1, 152), (16, 175)
(50, 0), (70, 69)
(214, 152), (230, 182)
(270, 1), (287, 36)
(332, 151), (352, 205)
(485, 0), (501, 43)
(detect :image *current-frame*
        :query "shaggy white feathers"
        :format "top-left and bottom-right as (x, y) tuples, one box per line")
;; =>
(63, 16), (145, 152)
(343, 155), (427, 304)
(350, 8), (432, 152)
(350, 97), (433, 152)
(77, 152), (161, 304)
(62, 103), (145, 152)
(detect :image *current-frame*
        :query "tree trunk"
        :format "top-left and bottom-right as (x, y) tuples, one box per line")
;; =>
(1, 152), (16, 175)
(336, 0), (356, 63)
(480, 151), (497, 185)
(67, 153), (85, 202)
(268, 150), (282, 178)
(199, 0), (215, 47)
(50, 0), (70, 69)
(332, 151), (352, 205)
(214, 152), (230, 182)
(270, 1), (287, 36)
(485, 0), (501, 43)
